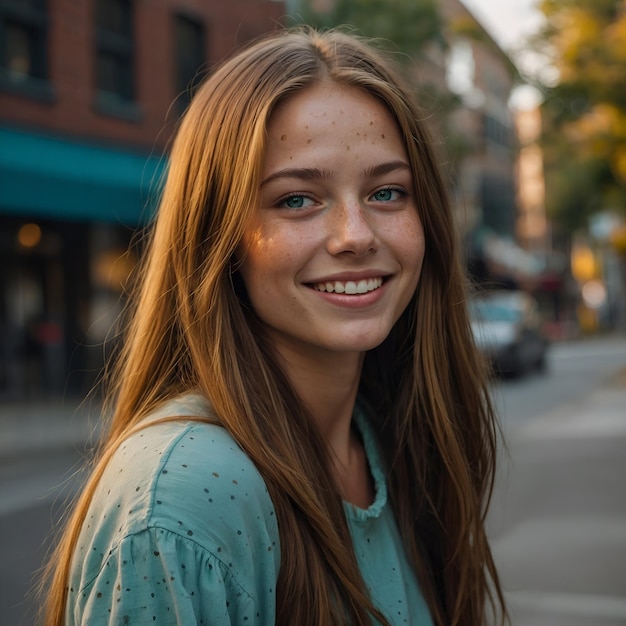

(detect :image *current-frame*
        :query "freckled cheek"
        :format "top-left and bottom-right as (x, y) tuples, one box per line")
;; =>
(397, 226), (426, 281)
(242, 233), (306, 288)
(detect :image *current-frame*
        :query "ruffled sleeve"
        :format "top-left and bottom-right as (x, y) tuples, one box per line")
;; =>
(70, 526), (260, 625)
(66, 399), (279, 625)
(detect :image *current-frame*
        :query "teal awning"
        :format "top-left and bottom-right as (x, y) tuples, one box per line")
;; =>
(0, 126), (166, 224)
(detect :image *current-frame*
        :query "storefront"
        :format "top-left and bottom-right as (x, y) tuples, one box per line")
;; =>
(0, 126), (165, 398)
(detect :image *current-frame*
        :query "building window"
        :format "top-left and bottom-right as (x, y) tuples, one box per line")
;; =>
(0, 0), (51, 100)
(94, 0), (140, 119)
(174, 13), (205, 114)
(483, 113), (512, 149)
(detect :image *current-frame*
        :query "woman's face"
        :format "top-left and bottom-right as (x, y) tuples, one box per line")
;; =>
(238, 81), (425, 364)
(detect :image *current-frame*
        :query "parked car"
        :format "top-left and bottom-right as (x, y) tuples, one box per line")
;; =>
(469, 290), (549, 377)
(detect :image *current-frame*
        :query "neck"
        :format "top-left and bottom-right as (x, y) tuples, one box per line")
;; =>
(272, 340), (363, 456)
(272, 340), (375, 507)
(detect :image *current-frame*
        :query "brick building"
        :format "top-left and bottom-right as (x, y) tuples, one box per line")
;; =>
(0, 0), (286, 398)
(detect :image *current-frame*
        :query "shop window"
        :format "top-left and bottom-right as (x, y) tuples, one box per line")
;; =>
(174, 13), (205, 114)
(94, 0), (141, 121)
(0, 0), (52, 100)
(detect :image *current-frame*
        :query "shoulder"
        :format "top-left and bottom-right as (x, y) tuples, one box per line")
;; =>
(75, 395), (279, 588)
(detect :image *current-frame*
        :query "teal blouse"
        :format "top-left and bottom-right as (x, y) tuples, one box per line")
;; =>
(67, 395), (433, 625)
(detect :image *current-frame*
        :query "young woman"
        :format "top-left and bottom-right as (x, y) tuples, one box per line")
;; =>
(43, 27), (507, 626)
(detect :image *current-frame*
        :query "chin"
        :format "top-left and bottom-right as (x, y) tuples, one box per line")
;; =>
(333, 331), (393, 353)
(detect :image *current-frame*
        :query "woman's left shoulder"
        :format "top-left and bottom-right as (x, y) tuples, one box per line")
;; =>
(149, 417), (277, 528)
(87, 396), (280, 566)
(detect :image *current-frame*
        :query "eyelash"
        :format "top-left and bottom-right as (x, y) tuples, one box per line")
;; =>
(275, 185), (408, 210)
(371, 185), (406, 202)
(276, 193), (317, 210)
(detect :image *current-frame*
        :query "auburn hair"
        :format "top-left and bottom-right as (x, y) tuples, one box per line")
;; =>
(42, 27), (507, 626)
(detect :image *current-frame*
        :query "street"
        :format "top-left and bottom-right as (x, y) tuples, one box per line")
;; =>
(1, 335), (625, 625)
(488, 335), (626, 626)
(0, 448), (86, 625)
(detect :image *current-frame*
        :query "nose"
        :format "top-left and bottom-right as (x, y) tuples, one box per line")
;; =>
(326, 199), (378, 256)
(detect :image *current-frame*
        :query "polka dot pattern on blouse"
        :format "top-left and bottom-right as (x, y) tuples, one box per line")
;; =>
(67, 394), (433, 625)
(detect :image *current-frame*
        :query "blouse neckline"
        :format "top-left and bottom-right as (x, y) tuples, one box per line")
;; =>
(344, 403), (388, 522)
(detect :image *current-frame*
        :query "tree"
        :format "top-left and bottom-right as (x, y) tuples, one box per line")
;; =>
(297, 0), (444, 58)
(537, 0), (626, 232)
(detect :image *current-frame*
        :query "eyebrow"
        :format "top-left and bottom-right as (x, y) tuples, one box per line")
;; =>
(260, 160), (411, 188)
(260, 167), (332, 187)
(362, 161), (411, 179)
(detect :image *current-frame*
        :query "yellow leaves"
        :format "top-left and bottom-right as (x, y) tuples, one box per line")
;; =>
(550, 7), (602, 80)
(538, 0), (626, 225)
(605, 12), (626, 62)
(565, 104), (615, 142)
(562, 104), (626, 182)
(548, 2), (626, 77)
(613, 146), (626, 183)
(610, 224), (626, 254)
(569, 103), (626, 136)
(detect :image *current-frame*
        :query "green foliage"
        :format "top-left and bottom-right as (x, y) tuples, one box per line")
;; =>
(538, 0), (626, 230)
(297, 0), (444, 57)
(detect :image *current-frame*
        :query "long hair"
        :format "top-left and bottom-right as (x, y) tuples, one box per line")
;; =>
(43, 27), (506, 625)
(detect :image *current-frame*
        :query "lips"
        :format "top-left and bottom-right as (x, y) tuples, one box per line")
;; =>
(311, 277), (383, 294)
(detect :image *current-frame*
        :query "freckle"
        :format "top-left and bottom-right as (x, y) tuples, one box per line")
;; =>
(346, 145), (350, 151)
(381, 134), (385, 139)
(370, 121), (374, 126)
(307, 139), (312, 144)
(280, 134), (287, 141)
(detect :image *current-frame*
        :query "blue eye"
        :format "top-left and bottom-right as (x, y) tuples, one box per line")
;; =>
(280, 195), (314, 209)
(371, 187), (402, 202)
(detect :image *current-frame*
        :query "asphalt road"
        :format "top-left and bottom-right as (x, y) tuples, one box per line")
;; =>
(1, 335), (625, 625)
(0, 448), (86, 626)
(490, 334), (626, 425)
(488, 334), (626, 626)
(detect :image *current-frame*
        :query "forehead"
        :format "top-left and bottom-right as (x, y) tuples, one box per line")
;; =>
(272, 81), (399, 125)
(264, 82), (407, 156)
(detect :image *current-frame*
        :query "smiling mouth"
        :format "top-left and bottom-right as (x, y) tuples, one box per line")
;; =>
(310, 277), (384, 294)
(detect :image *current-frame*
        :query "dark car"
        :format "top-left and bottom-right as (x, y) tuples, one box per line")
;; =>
(470, 290), (549, 377)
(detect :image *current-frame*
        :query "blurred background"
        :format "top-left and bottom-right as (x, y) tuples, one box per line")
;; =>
(0, 0), (625, 624)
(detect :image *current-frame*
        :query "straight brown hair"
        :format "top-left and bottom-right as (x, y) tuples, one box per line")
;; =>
(42, 27), (507, 626)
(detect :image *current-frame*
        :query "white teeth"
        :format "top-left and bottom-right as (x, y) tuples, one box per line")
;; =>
(312, 277), (383, 294)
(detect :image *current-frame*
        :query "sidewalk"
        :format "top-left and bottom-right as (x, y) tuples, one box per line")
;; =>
(488, 371), (626, 626)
